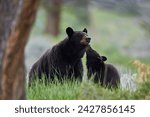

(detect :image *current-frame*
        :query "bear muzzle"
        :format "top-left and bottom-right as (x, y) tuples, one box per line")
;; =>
(80, 36), (91, 46)
(86, 37), (91, 43)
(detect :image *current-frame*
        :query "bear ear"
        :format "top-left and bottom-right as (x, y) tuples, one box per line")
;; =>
(66, 27), (74, 37)
(101, 56), (107, 61)
(83, 28), (87, 33)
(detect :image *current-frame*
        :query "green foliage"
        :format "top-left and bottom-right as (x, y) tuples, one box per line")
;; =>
(27, 78), (81, 100)
(27, 76), (150, 100)
(78, 79), (150, 100)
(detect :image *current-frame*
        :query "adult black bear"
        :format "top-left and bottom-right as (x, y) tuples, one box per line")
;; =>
(29, 27), (91, 84)
(86, 46), (120, 88)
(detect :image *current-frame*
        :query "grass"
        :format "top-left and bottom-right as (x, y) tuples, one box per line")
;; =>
(27, 76), (150, 100)
(27, 79), (81, 100)
(79, 79), (150, 100)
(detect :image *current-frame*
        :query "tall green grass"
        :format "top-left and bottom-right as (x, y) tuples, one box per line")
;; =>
(27, 79), (81, 100)
(27, 75), (150, 100)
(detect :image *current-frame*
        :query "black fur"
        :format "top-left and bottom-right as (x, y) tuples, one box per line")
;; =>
(86, 46), (120, 88)
(29, 27), (91, 84)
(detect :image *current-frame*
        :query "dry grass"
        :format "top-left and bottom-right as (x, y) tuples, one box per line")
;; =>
(132, 60), (150, 82)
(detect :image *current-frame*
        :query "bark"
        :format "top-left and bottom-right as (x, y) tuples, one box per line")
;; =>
(44, 0), (62, 36)
(0, 0), (21, 96)
(1, 0), (40, 99)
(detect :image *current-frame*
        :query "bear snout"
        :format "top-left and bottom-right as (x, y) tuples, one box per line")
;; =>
(80, 36), (91, 45)
(86, 37), (91, 43)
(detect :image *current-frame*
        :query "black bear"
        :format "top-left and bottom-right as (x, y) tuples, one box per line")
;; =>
(29, 27), (91, 84)
(86, 46), (120, 88)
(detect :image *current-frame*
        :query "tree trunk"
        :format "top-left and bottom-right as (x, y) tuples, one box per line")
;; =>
(1, 0), (40, 99)
(44, 0), (62, 36)
(0, 0), (21, 96)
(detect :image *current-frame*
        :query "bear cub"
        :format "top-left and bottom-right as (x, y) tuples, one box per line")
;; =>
(86, 46), (120, 88)
(29, 27), (91, 84)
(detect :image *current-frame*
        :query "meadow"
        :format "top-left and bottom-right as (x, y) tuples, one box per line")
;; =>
(27, 6), (150, 100)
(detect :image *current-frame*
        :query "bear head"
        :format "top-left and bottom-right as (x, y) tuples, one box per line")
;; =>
(66, 27), (91, 48)
(86, 46), (107, 65)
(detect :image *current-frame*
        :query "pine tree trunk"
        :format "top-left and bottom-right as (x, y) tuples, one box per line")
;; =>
(1, 0), (40, 99)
